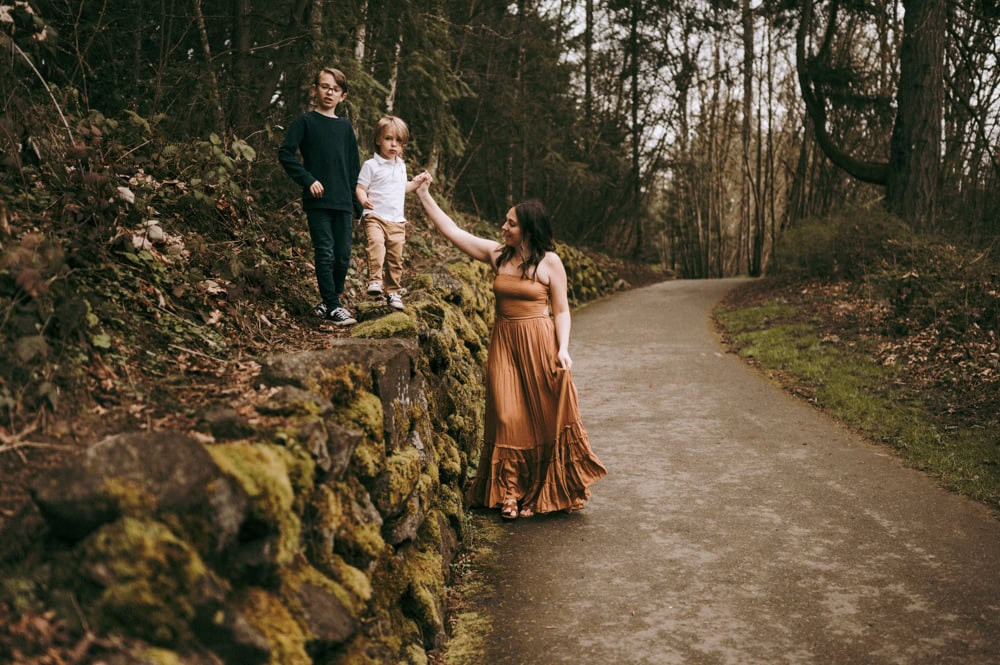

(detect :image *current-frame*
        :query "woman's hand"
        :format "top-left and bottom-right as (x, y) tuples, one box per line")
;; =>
(415, 171), (433, 194)
(557, 349), (573, 370)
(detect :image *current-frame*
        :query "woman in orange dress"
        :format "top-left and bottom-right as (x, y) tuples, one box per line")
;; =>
(416, 181), (607, 519)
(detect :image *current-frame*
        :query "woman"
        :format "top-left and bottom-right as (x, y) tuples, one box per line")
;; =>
(416, 181), (607, 519)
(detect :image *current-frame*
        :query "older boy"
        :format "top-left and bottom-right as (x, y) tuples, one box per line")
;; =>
(279, 67), (360, 326)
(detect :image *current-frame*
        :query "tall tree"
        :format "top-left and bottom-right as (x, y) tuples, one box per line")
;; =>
(796, 0), (947, 229)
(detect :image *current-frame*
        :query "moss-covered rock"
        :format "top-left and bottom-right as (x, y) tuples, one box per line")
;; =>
(371, 447), (423, 518)
(236, 587), (311, 665)
(73, 517), (226, 645)
(207, 442), (302, 569)
(279, 560), (360, 649)
(312, 478), (386, 568)
(398, 545), (447, 649)
(338, 391), (386, 480)
(29, 432), (249, 551)
(352, 311), (419, 339)
(434, 432), (463, 483)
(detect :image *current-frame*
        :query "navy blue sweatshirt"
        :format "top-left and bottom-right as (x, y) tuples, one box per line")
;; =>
(278, 111), (361, 213)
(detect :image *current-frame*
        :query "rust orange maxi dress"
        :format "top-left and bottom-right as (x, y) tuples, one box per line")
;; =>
(465, 273), (607, 514)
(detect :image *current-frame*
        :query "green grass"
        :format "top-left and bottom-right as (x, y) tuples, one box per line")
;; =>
(715, 298), (1000, 513)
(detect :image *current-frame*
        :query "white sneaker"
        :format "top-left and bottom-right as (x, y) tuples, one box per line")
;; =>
(386, 293), (404, 311)
(367, 281), (384, 296)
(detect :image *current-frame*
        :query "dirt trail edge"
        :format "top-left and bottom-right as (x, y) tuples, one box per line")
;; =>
(470, 278), (1000, 665)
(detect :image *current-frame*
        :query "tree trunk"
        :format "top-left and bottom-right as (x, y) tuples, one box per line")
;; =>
(885, 0), (946, 230)
(741, 0), (753, 275)
(629, 0), (642, 258)
(585, 0), (593, 125)
(385, 14), (404, 113)
(194, 0), (226, 133)
(233, 0), (252, 130)
(355, 0), (369, 63)
(309, 0), (323, 63)
(797, 0), (946, 230)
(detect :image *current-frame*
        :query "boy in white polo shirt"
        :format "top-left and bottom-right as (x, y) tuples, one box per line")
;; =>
(355, 115), (430, 311)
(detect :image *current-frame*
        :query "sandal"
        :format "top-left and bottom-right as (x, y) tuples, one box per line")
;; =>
(501, 498), (519, 520)
(519, 505), (535, 518)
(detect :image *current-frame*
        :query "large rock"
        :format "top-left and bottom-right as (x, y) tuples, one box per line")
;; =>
(260, 339), (424, 451)
(29, 431), (248, 549)
(294, 577), (358, 647)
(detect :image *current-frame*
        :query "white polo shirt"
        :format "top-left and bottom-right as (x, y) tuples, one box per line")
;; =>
(357, 153), (408, 223)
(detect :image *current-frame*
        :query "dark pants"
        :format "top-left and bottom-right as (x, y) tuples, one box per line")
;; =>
(306, 208), (353, 308)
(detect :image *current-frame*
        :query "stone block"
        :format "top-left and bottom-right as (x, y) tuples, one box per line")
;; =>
(29, 431), (248, 549)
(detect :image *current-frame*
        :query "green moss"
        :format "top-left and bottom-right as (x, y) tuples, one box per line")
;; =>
(435, 485), (463, 535)
(372, 447), (423, 515)
(435, 433), (462, 482)
(337, 390), (387, 481)
(100, 477), (157, 517)
(316, 479), (387, 565)
(136, 647), (186, 665)
(237, 587), (311, 665)
(1, 576), (39, 615)
(403, 643), (430, 665)
(439, 612), (491, 665)
(350, 436), (385, 481)
(352, 312), (419, 339)
(207, 442), (301, 566)
(409, 273), (433, 290)
(343, 391), (386, 439)
(275, 441), (316, 515)
(438, 514), (505, 665)
(76, 517), (221, 644)
(279, 559), (364, 630)
(312, 548), (373, 607)
(327, 635), (384, 665)
(400, 547), (446, 642)
(305, 363), (368, 405)
(416, 507), (443, 555)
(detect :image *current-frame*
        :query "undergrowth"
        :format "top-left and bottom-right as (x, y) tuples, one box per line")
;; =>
(0, 103), (324, 437)
(716, 209), (1000, 511)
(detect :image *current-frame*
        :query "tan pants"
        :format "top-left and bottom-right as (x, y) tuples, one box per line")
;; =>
(364, 214), (406, 293)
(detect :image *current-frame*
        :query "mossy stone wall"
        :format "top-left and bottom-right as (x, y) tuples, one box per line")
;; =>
(0, 256), (640, 664)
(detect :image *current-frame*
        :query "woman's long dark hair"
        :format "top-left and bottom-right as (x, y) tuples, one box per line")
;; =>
(496, 199), (556, 279)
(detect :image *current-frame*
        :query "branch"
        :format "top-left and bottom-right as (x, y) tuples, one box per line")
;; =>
(12, 41), (74, 142)
(796, 0), (887, 185)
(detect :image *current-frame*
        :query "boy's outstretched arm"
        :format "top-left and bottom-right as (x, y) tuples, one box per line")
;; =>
(416, 180), (498, 265)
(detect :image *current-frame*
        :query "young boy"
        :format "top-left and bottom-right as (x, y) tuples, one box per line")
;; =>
(279, 67), (360, 326)
(355, 115), (430, 311)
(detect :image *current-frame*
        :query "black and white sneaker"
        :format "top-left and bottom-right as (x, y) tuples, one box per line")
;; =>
(327, 306), (357, 326)
(314, 302), (330, 318)
(386, 293), (405, 311)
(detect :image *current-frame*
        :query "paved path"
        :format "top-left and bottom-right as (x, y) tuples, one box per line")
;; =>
(474, 279), (1000, 665)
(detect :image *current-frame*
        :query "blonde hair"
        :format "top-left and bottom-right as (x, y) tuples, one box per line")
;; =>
(374, 115), (410, 146)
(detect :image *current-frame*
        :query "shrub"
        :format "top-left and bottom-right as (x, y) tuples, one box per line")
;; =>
(771, 208), (913, 280)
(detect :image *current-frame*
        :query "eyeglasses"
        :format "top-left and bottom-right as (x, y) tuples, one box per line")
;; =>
(316, 84), (342, 93)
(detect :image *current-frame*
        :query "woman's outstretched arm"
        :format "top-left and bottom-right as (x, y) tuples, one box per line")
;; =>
(417, 181), (498, 265)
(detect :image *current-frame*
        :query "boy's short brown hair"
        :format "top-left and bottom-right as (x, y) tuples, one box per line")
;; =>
(315, 67), (349, 93)
(374, 115), (410, 146)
